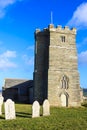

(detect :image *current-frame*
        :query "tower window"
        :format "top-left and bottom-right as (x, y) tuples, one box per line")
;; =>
(61, 36), (65, 42)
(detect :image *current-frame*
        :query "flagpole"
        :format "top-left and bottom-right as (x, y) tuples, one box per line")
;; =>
(51, 11), (53, 24)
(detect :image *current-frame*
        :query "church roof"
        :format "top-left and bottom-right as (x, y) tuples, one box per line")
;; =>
(3, 78), (33, 89)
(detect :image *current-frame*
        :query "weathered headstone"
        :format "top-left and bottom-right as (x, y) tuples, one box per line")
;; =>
(32, 101), (40, 118)
(5, 99), (16, 120)
(43, 99), (50, 116)
(0, 96), (4, 115)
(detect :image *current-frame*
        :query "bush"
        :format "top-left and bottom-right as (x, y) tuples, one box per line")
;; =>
(81, 101), (87, 107)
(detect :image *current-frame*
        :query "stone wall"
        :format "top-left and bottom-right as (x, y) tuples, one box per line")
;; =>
(2, 79), (33, 103)
(34, 24), (81, 107)
(34, 30), (49, 103)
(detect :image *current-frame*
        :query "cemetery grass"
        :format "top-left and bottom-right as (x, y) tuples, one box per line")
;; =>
(0, 104), (87, 130)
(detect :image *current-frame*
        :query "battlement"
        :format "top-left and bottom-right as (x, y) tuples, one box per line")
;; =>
(48, 24), (76, 34)
(35, 24), (76, 34)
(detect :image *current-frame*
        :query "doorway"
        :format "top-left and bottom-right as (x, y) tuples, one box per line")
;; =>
(61, 94), (68, 107)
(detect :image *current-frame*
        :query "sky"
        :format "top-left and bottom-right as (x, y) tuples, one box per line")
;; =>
(0, 0), (87, 89)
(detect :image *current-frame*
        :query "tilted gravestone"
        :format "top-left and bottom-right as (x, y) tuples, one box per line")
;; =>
(43, 99), (50, 116)
(32, 101), (40, 118)
(0, 96), (4, 115)
(5, 99), (16, 120)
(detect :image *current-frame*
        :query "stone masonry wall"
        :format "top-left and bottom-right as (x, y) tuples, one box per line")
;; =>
(34, 30), (49, 103)
(48, 24), (81, 106)
(34, 24), (81, 106)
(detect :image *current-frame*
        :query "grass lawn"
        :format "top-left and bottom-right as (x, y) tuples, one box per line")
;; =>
(0, 103), (87, 130)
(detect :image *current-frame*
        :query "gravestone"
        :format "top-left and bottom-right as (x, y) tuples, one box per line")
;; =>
(43, 99), (50, 116)
(5, 99), (16, 120)
(0, 96), (4, 115)
(32, 101), (40, 118)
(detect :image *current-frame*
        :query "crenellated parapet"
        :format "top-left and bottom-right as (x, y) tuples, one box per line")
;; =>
(35, 29), (41, 33)
(48, 24), (76, 34)
(35, 24), (76, 35)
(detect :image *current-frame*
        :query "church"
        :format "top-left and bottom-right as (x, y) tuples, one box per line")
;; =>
(2, 24), (83, 107)
(33, 24), (82, 107)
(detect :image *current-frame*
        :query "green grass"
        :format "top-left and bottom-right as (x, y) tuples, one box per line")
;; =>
(0, 104), (87, 130)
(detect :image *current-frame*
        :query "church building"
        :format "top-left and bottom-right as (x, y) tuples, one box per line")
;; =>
(33, 24), (82, 107)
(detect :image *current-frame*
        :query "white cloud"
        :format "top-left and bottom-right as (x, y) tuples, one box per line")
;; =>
(78, 51), (87, 64)
(0, 50), (17, 70)
(0, 50), (16, 58)
(0, 0), (15, 8)
(67, 3), (87, 29)
(0, 0), (23, 18)
(23, 55), (34, 65)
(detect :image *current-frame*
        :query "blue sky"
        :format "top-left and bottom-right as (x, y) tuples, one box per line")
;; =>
(0, 0), (87, 89)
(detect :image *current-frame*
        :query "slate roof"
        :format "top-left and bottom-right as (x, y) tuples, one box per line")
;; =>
(3, 78), (33, 89)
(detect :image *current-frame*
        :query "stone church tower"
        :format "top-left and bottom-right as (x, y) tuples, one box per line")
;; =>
(33, 24), (81, 107)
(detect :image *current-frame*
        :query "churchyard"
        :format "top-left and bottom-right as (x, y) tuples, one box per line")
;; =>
(0, 98), (87, 130)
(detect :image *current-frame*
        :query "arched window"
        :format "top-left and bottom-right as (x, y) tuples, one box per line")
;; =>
(61, 75), (68, 89)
